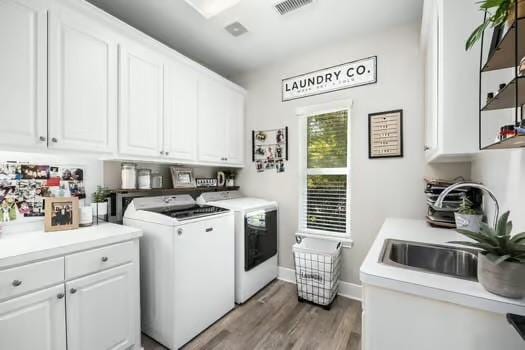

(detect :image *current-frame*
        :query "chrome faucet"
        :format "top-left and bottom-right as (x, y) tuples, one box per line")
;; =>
(434, 182), (500, 227)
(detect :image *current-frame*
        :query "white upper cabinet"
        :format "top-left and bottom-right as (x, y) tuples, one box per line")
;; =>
(0, 0), (47, 148)
(422, 0), (481, 163)
(119, 42), (164, 157)
(225, 88), (245, 165)
(0, 284), (67, 350)
(163, 62), (198, 161)
(48, 5), (117, 153)
(66, 264), (138, 350)
(198, 76), (245, 165)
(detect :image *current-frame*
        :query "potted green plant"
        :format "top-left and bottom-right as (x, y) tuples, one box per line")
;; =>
(91, 186), (111, 216)
(454, 197), (483, 232)
(466, 0), (525, 50)
(450, 211), (525, 298)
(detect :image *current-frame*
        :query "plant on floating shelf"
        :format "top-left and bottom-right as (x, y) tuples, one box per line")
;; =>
(449, 211), (525, 298)
(465, 0), (523, 50)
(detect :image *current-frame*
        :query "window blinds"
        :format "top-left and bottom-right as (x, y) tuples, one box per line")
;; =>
(301, 110), (349, 235)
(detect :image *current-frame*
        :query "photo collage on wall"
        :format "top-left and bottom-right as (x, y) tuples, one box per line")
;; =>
(253, 127), (288, 173)
(0, 162), (85, 222)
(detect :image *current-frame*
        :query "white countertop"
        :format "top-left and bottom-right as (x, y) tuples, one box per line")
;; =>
(0, 223), (142, 269)
(360, 218), (525, 316)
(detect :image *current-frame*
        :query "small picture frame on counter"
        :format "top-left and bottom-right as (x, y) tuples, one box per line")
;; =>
(44, 197), (79, 232)
(170, 167), (196, 188)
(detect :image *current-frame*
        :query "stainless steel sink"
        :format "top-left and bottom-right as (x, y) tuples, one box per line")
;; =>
(380, 239), (478, 281)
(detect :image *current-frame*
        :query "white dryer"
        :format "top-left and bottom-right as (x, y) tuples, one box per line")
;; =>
(123, 195), (234, 349)
(197, 191), (278, 304)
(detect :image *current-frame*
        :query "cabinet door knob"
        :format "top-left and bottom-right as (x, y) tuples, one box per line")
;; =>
(177, 228), (183, 236)
(424, 145), (430, 151)
(70, 288), (77, 294)
(51, 137), (58, 143)
(39, 136), (46, 142)
(160, 151), (164, 155)
(57, 293), (65, 299)
(101, 256), (108, 262)
(12, 280), (22, 287)
(165, 151), (169, 156)
(205, 227), (213, 232)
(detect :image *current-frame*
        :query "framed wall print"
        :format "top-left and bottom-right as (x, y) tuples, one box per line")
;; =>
(44, 197), (79, 232)
(368, 109), (403, 159)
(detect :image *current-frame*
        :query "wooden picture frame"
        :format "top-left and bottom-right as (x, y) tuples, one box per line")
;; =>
(44, 197), (79, 232)
(368, 109), (404, 159)
(170, 167), (196, 188)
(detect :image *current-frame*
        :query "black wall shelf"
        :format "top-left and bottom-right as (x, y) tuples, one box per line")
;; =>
(478, 6), (524, 151)
(482, 17), (525, 72)
(482, 76), (525, 111)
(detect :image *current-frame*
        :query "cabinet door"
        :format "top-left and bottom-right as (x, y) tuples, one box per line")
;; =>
(164, 62), (198, 161)
(225, 88), (245, 165)
(48, 7), (117, 153)
(424, 6), (439, 155)
(66, 263), (139, 350)
(173, 215), (234, 349)
(119, 43), (164, 157)
(0, 0), (47, 148)
(0, 284), (66, 350)
(197, 77), (228, 163)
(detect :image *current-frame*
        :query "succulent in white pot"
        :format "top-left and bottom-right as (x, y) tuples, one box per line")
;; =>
(454, 197), (483, 232)
(449, 211), (525, 299)
(91, 186), (110, 217)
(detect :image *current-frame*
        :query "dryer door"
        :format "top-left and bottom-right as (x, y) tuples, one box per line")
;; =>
(244, 209), (277, 271)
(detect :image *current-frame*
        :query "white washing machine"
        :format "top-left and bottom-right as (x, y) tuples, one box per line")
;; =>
(197, 191), (278, 304)
(123, 195), (235, 349)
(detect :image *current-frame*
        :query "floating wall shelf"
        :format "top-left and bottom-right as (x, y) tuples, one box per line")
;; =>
(478, 9), (524, 151)
(482, 76), (525, 111)
(481, 17), (525, 72)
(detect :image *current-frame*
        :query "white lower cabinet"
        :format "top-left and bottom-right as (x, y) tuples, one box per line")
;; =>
(0, 284), (67, 350)
(66, 264), (138, 350)
(0, 240), (141, 350)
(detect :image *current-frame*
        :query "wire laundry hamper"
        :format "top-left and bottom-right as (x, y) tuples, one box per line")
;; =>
(293, 237), (342, 310)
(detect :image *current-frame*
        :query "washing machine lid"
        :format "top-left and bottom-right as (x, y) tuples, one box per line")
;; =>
(210, 197), (277, 211)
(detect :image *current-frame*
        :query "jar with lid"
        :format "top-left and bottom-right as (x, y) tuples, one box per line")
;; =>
(151, 173), (163, 189)
(137, 168), (152, 190)
(121, 163), (137, 189)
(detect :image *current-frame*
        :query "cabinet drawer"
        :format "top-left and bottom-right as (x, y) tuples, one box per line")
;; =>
(0, 257), (64, 301)
(65, 241), (135, 279)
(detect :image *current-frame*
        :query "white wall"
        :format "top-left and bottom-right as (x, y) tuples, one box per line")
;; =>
(471, 150), (525, 231)
(233, 23), (470, 285)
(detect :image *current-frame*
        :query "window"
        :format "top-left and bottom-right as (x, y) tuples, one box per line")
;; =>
(298, 101), (351, 238)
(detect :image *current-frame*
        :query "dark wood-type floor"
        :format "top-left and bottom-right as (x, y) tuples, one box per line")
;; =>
(142, 280), (362, 350)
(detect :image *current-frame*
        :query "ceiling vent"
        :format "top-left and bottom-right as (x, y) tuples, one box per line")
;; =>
(225, 21), (248, 37)
(274, 0), (314, 15)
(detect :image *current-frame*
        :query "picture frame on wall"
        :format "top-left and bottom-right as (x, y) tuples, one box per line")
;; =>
(368, 109), (404, 159)
(44, 197), (80, 232)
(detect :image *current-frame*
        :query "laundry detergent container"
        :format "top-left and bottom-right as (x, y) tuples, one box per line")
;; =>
(293, 237), (342, 309)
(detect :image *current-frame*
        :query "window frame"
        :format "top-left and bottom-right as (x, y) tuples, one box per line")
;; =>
(297, 99), (352, 240)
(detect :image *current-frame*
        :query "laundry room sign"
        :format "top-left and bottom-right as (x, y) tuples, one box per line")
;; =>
(282, 56), (377, 101)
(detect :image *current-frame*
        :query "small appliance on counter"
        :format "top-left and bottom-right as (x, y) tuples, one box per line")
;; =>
(424, 177), (482, 228)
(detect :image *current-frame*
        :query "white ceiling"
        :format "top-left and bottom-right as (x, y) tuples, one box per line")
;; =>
(86, 0), (424, 78)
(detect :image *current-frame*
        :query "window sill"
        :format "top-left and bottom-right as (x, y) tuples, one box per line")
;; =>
(295, 232), (353, 248)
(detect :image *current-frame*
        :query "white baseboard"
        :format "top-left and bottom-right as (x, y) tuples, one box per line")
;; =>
(277, 266), (362, 301)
